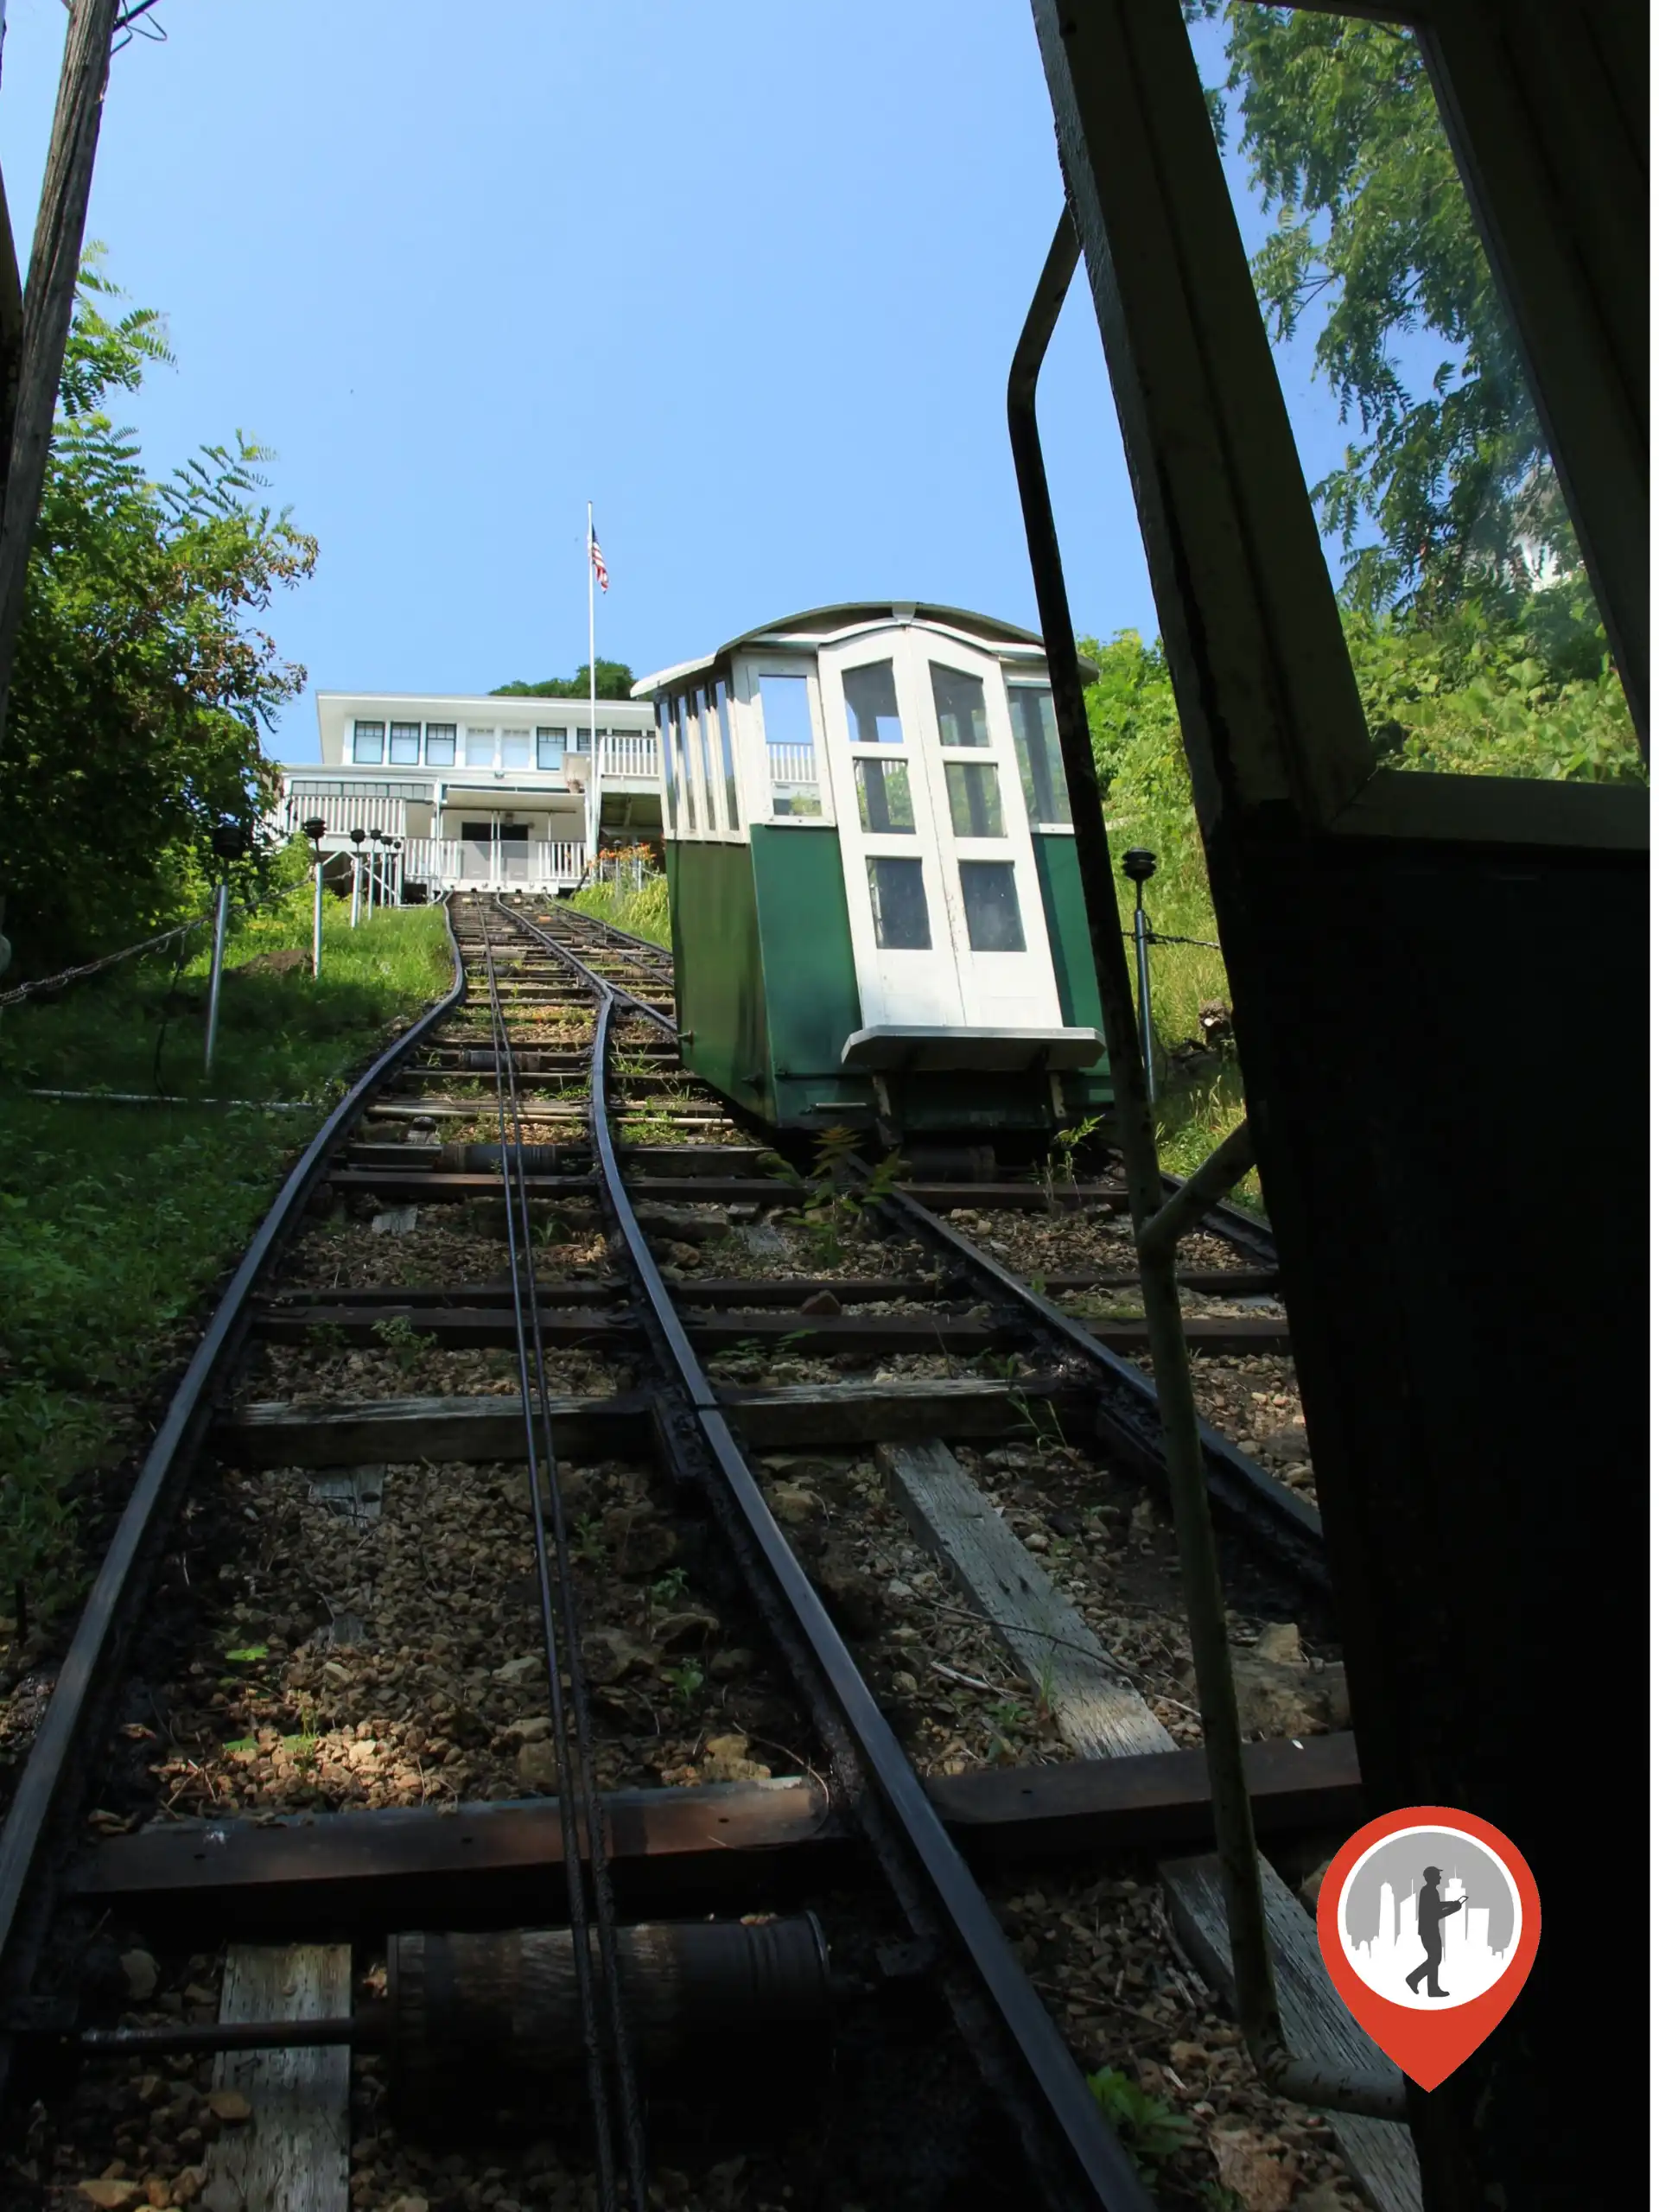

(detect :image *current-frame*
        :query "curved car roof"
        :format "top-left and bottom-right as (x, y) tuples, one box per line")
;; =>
(632, 601), (1058, 698)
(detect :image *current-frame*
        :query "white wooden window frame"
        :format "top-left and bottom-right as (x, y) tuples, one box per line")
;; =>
(743, 655), (833, 829)
(816, 630), (1065, 1034)
(1004, 677), (1077, 835)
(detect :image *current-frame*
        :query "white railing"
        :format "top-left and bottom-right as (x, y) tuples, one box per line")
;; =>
(403, 837), (587, 890)
(766, 740), (822, 816)
(599, 732), (658, 780)
(283, 791), (410, 839)
(766, 741), (817, 785)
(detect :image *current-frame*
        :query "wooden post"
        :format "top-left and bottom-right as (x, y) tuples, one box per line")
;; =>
(0, 162), (26, 527)
(0, 0), (121, 759)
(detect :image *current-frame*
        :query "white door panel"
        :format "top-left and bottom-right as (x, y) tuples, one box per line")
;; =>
(819, 629), (1062, 1037)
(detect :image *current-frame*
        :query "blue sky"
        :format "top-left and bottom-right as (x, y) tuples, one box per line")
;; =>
(0, 3), (1372, 766)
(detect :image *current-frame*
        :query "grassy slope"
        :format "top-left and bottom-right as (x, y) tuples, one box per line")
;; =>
(1100, 823), (1259, 1207)
(569, 874), (671, 947)
(0, 892), (451, 1625)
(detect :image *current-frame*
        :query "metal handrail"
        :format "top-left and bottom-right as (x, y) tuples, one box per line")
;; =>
(1007, 209), (1402, 2122)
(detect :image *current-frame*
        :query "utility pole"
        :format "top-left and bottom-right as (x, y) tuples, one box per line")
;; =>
(0, 0), (124, 759)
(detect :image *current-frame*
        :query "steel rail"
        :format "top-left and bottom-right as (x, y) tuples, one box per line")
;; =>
(519, 900), (674, 967)
(514, 907), (1314, 1575)
(474, 907), (647, 2212)
(536, 903), (1279, 1274)
(875, 1179), (1324, 1587)
(487, 899), (1156, 2212)
(0, 900), (469, 2079)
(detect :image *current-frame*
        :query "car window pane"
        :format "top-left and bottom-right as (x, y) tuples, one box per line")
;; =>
(960, 861), (1025, 951)
(1008, 686), (1071, 823)
(944, 760), (1004, 837)
(855, 756), (916, 833)
(843, 660), (904, 745)
(930, 663), (989, 747)
(868, 855), (931, 948)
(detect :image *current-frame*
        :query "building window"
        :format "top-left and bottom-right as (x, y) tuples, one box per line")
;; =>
(658, 699), (678, 833)
(572, 728), (593, 753)
(1008, 686), (1071, 824)
(499, 728), (531, 770)
(715, 678), (740, 826)
(758, 672), (823, 817)
(944, 760), (1004, 838)
(960, 861), (1025, 951)
(424, 723), (456, 766)
(353, 720), (385, 763)
(388, 721), (421, 765)
(537, 727), (567, 770)
(868, 856), (931, 949)
(464, 726), (496, 767)
(843, 660), (904, 744)
(854, 756), (915, 833)
(930, 663), (989, 747)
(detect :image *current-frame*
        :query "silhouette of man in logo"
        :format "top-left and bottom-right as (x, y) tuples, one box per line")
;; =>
(1403, 1866), (1463, 1997)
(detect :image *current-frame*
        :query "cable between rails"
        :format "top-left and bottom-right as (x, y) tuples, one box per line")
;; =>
(477, 906), (649, 2212)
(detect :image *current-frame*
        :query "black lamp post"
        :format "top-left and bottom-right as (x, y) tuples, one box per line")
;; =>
(1121, 846), (1159, 1104)
(348, 826), (366, 927)
(302, 817), (328, 976)
(203, 823), (253, 1075)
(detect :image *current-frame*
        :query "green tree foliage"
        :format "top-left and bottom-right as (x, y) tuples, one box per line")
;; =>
(1346, 588), (1643, 783)
(1085, 602), (1643, 832)
(0, 261), (316, 976)
(492, 658), (635, 700)
(1191, 3), (1566, 619)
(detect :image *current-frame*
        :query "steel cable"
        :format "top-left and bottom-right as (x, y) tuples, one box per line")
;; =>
(477, 906), (648, 2212)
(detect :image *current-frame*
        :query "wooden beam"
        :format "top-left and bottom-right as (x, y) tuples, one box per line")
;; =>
(321, 1168), (1130, 1213)
(0, 0), (123, 755)
(68, 1739), (1363, 1935)
(880, 1435), (1417, 2210)
(219, 1377), (1091, 1469)
(0, 160), (24, 512)
(880, 1440), (1172, 1760)
(260, 1271), (1279, 1310)
(204, 1943), (351, 2212)
(251, 1303), (1292, 1357)
(1163, 1856), (1422, 2212)
(221, 1389), (653, 1469)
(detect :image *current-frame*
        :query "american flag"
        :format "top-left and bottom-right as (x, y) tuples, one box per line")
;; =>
(589, 527), (608, 593)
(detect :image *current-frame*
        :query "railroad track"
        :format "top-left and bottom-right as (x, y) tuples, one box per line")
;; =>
(0, 895), (1414, 2212)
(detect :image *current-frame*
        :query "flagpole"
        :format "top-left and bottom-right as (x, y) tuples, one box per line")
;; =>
(587, 500), (599, 870)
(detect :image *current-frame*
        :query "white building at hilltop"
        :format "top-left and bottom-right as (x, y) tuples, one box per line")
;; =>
(273, 690), (663, 896)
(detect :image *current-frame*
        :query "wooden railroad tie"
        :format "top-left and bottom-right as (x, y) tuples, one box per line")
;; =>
(251, 1304), (1294, 1358)
(71, 1739), (1363, 1936)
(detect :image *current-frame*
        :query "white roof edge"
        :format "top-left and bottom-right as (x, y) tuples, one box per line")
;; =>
(631, 656), (715, 698)
(316, 690), (653, 713)
(632, 604), (1058, 700)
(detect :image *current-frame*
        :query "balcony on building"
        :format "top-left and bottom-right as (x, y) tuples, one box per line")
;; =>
(272, 690), (664, 896)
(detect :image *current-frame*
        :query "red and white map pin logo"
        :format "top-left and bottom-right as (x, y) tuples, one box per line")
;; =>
(1316, 1807), (1540, 2091)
